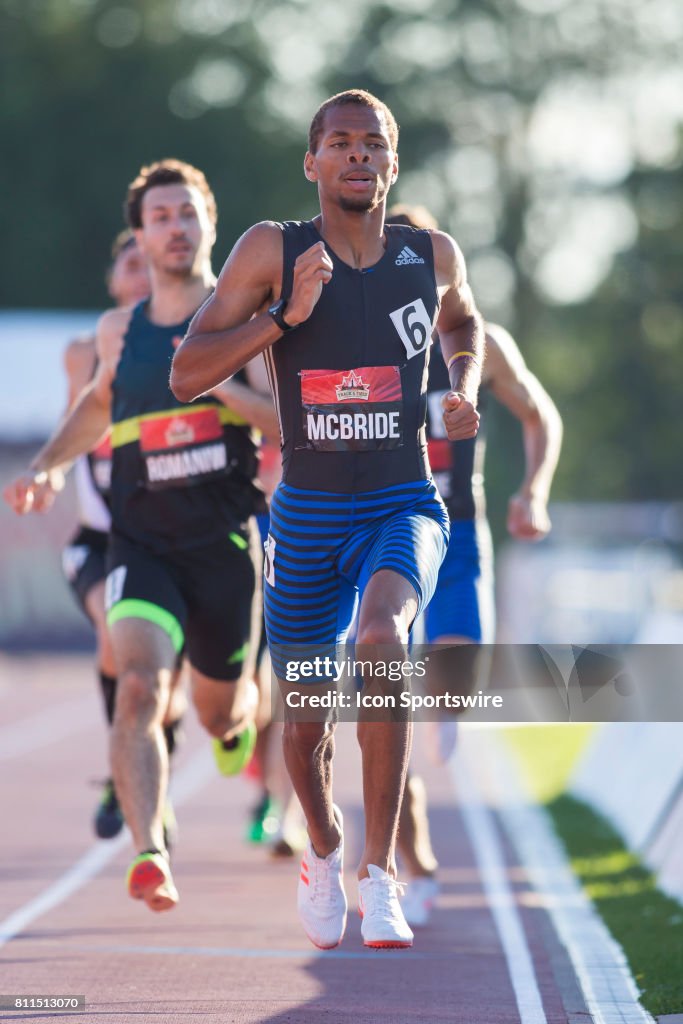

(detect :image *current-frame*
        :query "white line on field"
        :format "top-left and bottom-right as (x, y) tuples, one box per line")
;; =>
(464, 728), (655, 1024)
(0, 746), (214, 949)
(0, 696), (99, 761)
(453, 745), (549, 1024)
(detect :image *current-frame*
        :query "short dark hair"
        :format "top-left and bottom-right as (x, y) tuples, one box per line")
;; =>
(386, 204), (438, 231)
(125, 158), (217, 229)
(308, 90), (399, 154)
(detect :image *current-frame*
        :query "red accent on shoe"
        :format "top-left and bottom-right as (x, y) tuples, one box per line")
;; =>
(127, 857), (178, 913)
(364, 939), (413, 949)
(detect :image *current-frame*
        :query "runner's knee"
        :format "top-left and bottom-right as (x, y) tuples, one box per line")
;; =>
(283, 720), (332, 758)
(115, 667), (166, 722)
(195, 697), (236, 738)
(356, 617), (407, 649)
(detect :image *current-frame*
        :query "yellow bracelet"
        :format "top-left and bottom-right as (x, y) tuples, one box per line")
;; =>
(446, 350), (479, 371)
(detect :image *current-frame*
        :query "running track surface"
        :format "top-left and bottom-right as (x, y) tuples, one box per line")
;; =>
(0, 654), (599, 1024)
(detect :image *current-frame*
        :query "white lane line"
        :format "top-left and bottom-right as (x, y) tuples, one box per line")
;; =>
(0, 746), (214, 949)
(0, 697), (99, 761)
(453, 745), (549, 1024)
(0, 835), (128, 948)
(469, 729), (655, 1024)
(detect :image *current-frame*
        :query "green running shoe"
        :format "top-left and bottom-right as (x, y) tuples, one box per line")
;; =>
(212, 721), (257, 776)
(246, 793), (280, 844)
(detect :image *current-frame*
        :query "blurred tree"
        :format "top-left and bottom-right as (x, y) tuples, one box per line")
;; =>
(0, 0), (308, 308)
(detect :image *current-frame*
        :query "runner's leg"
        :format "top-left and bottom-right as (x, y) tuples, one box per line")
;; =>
(355, 568), (416, 880)
(109, 616), (177, 855)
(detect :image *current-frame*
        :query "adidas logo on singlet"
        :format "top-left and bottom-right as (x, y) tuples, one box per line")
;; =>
(395, 246), (425, 266)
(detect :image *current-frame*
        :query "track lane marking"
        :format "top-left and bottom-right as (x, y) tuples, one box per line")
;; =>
(464, 728), (655, 1024)
(0, 697), (99, 761)
(0, 746), (214, 949)
(453, 743), (549, 1024)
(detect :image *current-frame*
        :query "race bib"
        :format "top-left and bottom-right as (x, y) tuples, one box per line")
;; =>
(139, 407), (228, 490)
(298, 366), (404, 453)
(389, 298), (433, 360)
(427, 391), (453, 497)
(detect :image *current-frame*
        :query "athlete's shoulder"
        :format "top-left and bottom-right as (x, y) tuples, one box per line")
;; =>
(97, 304), (134, 337)
(95, 305), (134, 365)
(235, 220), (283, 254)
(483, 322), (526, 385)
(429, 230), (467, 285)
(237, 219), (318, 254)
(485, 322), (519, 353)
(222, 220), (284, 280)
(63, 334), (96, 372)
(63, 333), (97, 400)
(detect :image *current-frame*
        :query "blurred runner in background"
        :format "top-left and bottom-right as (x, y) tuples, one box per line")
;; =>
(5, 159), (278, 914)
(387, 204), (563, 928)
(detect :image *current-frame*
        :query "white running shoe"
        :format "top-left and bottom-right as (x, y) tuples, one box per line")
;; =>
(358, 864), (414, 948)
(297, 806), (347, 950)
(401, 876), (440, 927)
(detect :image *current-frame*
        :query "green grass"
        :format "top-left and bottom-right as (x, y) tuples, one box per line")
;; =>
(504, 726), (683, 1017)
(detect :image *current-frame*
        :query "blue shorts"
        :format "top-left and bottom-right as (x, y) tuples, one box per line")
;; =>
(255, 511), (271, 661)
(264, 480), (449, 681)
(422, 518), (495, 644)
(255, 511), (270, 546)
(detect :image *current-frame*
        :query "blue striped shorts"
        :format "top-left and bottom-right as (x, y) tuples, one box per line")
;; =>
(422, 518), (495, 644)
(264, 480), (449, 681)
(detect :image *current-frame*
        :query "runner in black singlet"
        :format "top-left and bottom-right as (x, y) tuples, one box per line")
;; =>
(61, 232), (183, 842)
(5, 160), (279, 914)
(171, 91), (485, 950)
(385, 205), (563, 928)
(3, 232), (186, 841)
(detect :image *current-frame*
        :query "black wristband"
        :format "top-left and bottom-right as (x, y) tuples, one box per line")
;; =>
(268, 299), (295, 332)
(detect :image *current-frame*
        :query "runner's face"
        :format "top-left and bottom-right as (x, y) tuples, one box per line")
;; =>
(108, 243), (150, 307)
(137, 184), (214, 276)
(306, 105), (398, 213)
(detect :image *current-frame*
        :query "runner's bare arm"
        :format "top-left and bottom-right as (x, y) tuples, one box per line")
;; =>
(483, 324), (563, 540)
(211, 356), (280, 446)
(170, 223), (283, 402)
(171, 223), (334, 402)
(3, 310), (126, 515)
(431, 231), (484, 441)
(64, 335), (97, 408)
(32, 308), (123, 471)
(26, 335), (101, 507)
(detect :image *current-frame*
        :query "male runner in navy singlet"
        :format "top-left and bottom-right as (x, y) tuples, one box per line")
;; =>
(171, 91), (485, 949)
(6, 160), (279, 913)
